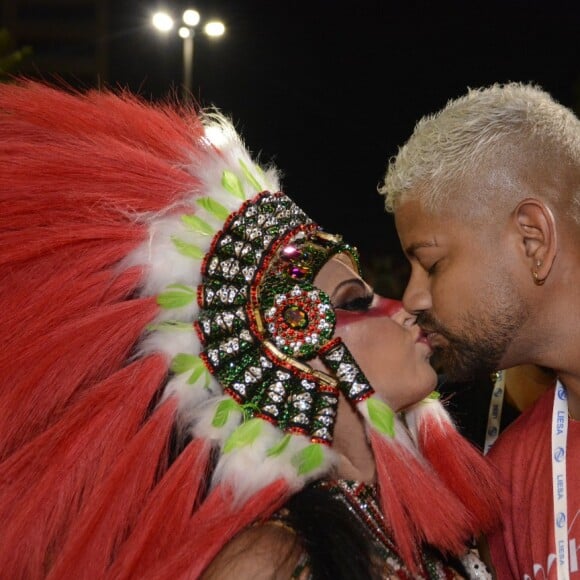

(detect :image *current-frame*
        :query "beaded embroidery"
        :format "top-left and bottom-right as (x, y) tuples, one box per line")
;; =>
(311, 480), (465, 580)
(196, 190), (362, 444)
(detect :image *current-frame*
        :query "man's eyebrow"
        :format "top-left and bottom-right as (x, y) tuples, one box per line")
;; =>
(404, 241), (438, 256)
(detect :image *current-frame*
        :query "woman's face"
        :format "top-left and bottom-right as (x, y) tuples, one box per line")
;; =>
(314, 254), (437, 411)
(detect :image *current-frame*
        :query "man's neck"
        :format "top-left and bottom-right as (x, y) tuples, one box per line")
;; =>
(504, 365), (556, 413)
(556, 372), (580, 420)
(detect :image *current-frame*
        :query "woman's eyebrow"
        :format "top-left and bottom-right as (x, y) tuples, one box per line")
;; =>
(330, 278), (371, 301)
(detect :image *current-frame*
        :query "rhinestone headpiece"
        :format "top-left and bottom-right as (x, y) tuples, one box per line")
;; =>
(196, 191), (363, 445)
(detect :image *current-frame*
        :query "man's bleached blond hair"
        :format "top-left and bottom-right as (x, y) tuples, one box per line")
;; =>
(379, 82), (580, 218)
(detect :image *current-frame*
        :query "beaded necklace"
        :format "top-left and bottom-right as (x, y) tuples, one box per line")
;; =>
(314, 480), (462, 579)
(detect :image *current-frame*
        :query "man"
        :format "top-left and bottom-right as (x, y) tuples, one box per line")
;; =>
(379, 82), (580, 579)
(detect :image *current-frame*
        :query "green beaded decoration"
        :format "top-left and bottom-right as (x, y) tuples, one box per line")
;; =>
(196, 190), (359, 444)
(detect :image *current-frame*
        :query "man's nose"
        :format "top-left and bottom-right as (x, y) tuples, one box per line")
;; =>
(402, 274), (432, 314)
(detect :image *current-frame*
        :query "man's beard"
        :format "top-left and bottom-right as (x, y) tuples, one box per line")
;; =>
(418, 290), (528, 382)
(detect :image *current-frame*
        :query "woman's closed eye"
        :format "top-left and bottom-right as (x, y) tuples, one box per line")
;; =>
(331, 278), (375, 312)
(331, 276), (389, 326)
(338, 293), (374, 311)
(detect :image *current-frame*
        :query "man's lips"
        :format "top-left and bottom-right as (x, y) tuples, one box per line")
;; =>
(420, 329), (447, 349)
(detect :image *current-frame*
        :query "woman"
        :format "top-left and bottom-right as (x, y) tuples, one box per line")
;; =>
(0, 80), (501, 579)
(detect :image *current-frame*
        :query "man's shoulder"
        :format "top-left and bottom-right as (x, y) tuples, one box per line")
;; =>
(488, 386), (554, 462)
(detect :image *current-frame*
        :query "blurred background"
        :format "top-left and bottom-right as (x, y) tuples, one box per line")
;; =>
(1, 0), (578, 296)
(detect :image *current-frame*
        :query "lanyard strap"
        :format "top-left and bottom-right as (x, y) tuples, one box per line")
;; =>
(552, 380), (569, 579)
(484, 371), (505, 455)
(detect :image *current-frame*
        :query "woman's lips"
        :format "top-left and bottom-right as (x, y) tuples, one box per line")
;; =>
(416, 330), (433, 353)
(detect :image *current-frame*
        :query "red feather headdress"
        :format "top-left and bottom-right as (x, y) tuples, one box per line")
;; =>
(0, 80), (502, 578)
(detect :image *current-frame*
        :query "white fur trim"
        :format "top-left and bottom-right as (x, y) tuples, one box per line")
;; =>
(138, 324), (200, 361)
(211, 420), (337, 504)
(404, 397), (452, 444)
(192, 395), (243, 444)
(357, 395), (422, 456)
(161, 374), (221, 418)
(119, 114), (327, 500)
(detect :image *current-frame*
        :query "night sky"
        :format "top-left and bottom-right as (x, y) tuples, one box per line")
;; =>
(109, 0), (579, 292)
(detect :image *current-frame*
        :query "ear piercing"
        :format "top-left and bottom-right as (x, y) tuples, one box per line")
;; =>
(533, 260), (545, 286)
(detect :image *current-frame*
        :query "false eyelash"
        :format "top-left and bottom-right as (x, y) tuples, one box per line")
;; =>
(337, 294), (374, 312)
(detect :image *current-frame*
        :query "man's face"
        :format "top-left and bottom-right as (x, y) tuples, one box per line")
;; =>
(394, 197), (528, 381)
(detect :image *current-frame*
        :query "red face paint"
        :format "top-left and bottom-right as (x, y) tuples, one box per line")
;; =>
(335, 296), (402, 327)
(375, 297), (403, 318)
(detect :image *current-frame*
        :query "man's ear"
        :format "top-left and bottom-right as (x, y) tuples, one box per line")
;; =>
(514, 198), (557, 284)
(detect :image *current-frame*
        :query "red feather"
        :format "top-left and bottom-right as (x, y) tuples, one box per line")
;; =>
(371, 429), (473, 569)
(141, 480), (291, 579)
(411, 404), (503, 533)
(0, 354), (169, 578)
(47, 398), (179, 579)
(110, 438), (213, 579)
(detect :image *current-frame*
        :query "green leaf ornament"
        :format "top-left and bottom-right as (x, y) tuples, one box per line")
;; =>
(186, 363), (207, 385)
(212, 398), (242, 428)
(156, 284), (196, 309)
(292, 443), (324, 475)
(267, 434), (291, 457)
(223, 418), (263, 453)
(181, 214), (215, 235)
(146, 320), (193, 332)
(170, 352), (203, 375)
(367, 397), (395, 438)
(171, 236), (205, 259)
(238, 159), (263, 191)
(221, 170), (246, 200)
(196, 197), (230, 221)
